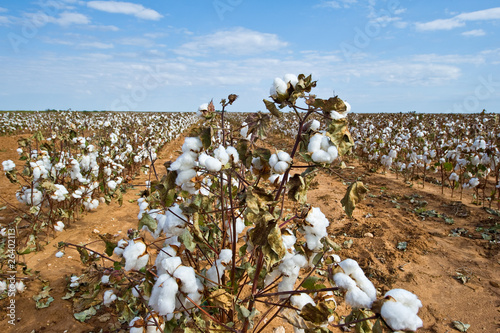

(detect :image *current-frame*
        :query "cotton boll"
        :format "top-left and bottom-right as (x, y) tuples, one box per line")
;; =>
(269, 154), (278, 168)
(169, 152), (197, 171)
(108, 180), (117, 191)
(101, 275), (110, 285)
(219, 249), (232, 264)
(226, 146), (240, 163)
(175, 169), (197, 186)
(338, 259), (360, 276)
(281, 229), (297, 250)
(55, 251), (64, 258)
(333, 272), (356, 290)
(114, 239), (128, 257)
(380, 299), (423, 332)
(270, 77), (287, 97)
(145, 313), (165, 333)
(273, 161), (289, 174)
(205, 157), (222, 172)
(173, 266), (199, 294)
(283, 74), (298, 88)
(182, 137), (203, 153)
(311, 150), (332, 163)
(291, 293), (315, 310)
(251, 157), (263, 170)
(320, 136), (331, 151)
(129, 317), (145, 333)
(103, 289), (117, 306)
(384, 289), (422, 314)
(327, 146), (338, 161)
(309, 119), (320, 131)
(277, 151), (291, 163)
(161, 256), (182, 276)
(123, 239), (149, 271)
(214, 145), (230, 165)
(2, 160), (15, 172)
(198, 152), (210, 167)
(54, 221), (65, 232)
(345, 285), (374, 309)
(70, 276), (80, 288)
(308, 134), (323, 153)
(15, 281), (25, 293)
(149, 274), (179, 316)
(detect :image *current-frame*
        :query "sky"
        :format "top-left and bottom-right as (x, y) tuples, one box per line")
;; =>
(0, 0), (499, 113)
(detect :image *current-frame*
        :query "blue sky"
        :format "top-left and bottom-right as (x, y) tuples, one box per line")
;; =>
(0, 0), (499, 113)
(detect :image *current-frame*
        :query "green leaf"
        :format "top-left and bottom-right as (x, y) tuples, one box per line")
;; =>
(74, 306), (97, 322)
(263, 99), (282, 118)
(98, 234), (118, 257)
(179, 228), (196, 252)
(372, 319), (383, 333)
(341, 181), (368, 217)
(302, 276), (326, 291)
(443, 162), (454, 172)
(138, 212), (157, 233)
(33, 286), (54, 309)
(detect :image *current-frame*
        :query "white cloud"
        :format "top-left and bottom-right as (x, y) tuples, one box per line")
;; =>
(462, 29), (486, 37)
(415, 18), (464, 31)
(0, 16), (10, 26)
(0, 7), (8, 13)
(88, 24), (120, 31)
(78, 42), (114, 49)
(54, 12), (90, 26)
(416, 7), (500, 31)
(87, 1), (163, 20)
(175, 27), (288, 57)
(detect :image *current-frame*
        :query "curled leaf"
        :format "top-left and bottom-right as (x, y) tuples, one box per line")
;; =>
(341, 181), (368, 217)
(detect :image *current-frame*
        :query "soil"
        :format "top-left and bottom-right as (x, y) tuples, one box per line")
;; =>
(0, 131), (499, 333)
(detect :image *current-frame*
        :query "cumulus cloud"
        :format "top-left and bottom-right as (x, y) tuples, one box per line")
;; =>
(175, 27), (288, 57)
(87, 1), (163, 20)
(416, 7), (500, 31)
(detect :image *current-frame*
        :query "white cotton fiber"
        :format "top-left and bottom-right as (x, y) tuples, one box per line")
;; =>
(338, 259), (360, 276)
(161, 256), (182, 275)
(169, 152), (197, 171)
(197, 152), (210, 167)
(226, 146), (240, 163)
(173, 266), (199, 294)
(281, 230), (297, 250)
(273, 161), (289, 174)
(345, 285), (374, 309)
(384, 289), (422, 314)
(271, 77), (287, 97)
(123, 239), (149, 271)
(103, 289), (117, 306)
(182, 137), (203, 153)
(219, 249), (232, 264)
(269, 154), (278, 168)
(214, 145), (229, 165)
(205, 157), (222, 172)
(308, 134), (323, 153)
(149, 274), (179, 316)
(327, 146), (338, 161)
(311, 150), (332, 164)
(175, 169), (197, 186)
(277, 151), (291, 163)
(309, 119), (320, 131)
(333, 272), (356, 290)
(291, 293), (315, 310)
(283, 74), (298, 88)
(54, 221), (65, 232)
(380, 299), (423, 332)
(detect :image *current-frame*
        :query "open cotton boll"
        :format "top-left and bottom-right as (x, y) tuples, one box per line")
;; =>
(55, 251), (64, 258)
(15, 281), (25, 293)
(123, 239), (149, 271)
(103, 289), (117, 306)
(309, 119), (320, 131)
(54, 221), (65, 232)
(129, 317), (144, 333)
(214, 145), (230, 165)
(327, 146), (338, 161)
(333, 272), (356, 290)
(173, 266), (199, 294)
(197, 152), (210, 168)
(270, 77), (287, 97)
(338, 258), (360, 276)
(384, 289), (422, 314)
(283, 73), (298, 88)
(226, 146), (240, 163)
(273, 161), (289, 174)
(175, 169), (197, 186)
(169, 152), (197, 171)
(311, 150), (332, 164)
(2, 160), (15, 172)
(350, 270), (377, 301)
(107, 180), (117, 191)
(303, 207), (330, 250)
(154, 246), (177, 269)
(101, 275), (110, 285)
(219, 249), (233, 264)
(70, 276), (80, 288)
(149, 274), (179, 316)
(269, 154), (279, 168)
(281, 229), (297, 250)
(182, 137), (203, 153)
(113, 239), (128, 257)
(345, 285), (374, 309)
(145, 313), (165, 333)
(277, 151), (291, 163)
(291, 293), (316, 310)
(161, 256), (182, 276)
(252, 157), (263, 170)
(308, 134), (323, 153)
(381, 298), (423, 332)
(205, 157), (222, 172)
